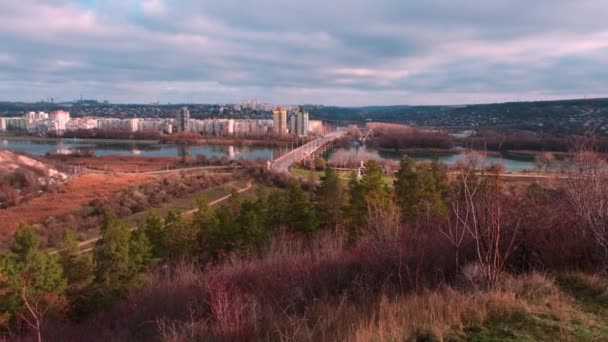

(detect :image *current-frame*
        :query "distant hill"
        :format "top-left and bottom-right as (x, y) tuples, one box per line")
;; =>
(303, 98), (608, 135)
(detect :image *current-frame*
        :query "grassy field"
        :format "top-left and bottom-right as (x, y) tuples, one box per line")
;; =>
(71, 180), (258, 244)
(119, 180), (256, 228)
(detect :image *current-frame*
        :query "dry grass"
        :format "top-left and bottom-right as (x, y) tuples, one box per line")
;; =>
(0, 173), (156, 236)
(60, 155), (183, 172)
(350, 273), (578, 341)
(145, 271), (597, 342)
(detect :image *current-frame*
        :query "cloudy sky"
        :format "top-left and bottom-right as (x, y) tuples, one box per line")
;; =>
(1, 0), (607, 105)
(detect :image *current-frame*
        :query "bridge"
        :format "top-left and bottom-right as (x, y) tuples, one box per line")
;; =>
(270, 130), (346, 174)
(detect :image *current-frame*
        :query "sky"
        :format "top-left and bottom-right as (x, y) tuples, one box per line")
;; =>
(0, 0), (607, 106)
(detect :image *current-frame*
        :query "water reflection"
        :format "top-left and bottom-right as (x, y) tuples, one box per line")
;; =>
(327, 145), (539, 172)
(0, 138), (278, 161)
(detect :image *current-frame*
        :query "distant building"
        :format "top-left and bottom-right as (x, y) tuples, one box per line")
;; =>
(296, 111), (309, 136)
(5, 117), (27, 131)
(289, 114), (297, 135)
(272, 107), (287, 135)
(97, 118), (139, 132)
(49, 110), (70, 134)
(0, 118), (6, 132)
(66, 117), (98, 131)
(175, 107), (190, 132)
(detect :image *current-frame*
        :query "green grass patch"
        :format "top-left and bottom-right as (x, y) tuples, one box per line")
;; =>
(557, 274), (608, 316)
(467, 311), (564, 342)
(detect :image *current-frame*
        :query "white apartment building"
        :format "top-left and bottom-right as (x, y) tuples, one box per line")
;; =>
(5, 117), (27, 131)
(66, 118), (98, 131)
(138, 118), (172, 133)
(97, 118), (139, 132)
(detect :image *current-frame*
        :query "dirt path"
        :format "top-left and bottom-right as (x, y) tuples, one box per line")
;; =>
(68, 180), (254, 254)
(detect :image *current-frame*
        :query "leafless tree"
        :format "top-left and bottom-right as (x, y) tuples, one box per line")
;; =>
(567, 147), (608, 264)
(452, 163), (519, 286)
(366, 196), (402, 242)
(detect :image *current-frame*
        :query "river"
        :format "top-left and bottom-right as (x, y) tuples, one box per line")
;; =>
(327, 145), (540, 172)
(0, 138), (282, 160)
(0, 138), (551, 171)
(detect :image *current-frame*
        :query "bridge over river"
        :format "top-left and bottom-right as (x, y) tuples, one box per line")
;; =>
(270, 130), (346, 173)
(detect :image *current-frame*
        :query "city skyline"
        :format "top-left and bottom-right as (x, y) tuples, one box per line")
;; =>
(1, 1), (607, 106)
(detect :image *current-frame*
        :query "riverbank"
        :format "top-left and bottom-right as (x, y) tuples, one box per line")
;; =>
(187, 137), (300, 147)
(160, 134), (313, 147)
(0, 134), (158, 144)
(373, 146), (602, 160)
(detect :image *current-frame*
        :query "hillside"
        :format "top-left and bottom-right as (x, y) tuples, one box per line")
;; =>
(0, 151), (68, 208)
(304, 98), (608, 134)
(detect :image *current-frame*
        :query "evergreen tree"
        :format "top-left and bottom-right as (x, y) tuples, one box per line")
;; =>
(347, 171), (366, 238)
(360, 160), (387, 200)
(266, 190), (289, 229)
(58, 229), (94, 290)
(128, 228), (151, 277)
(193, 195), (218, 230)
(94, 217), (132, 289)
(394, 156), (448, 221)
(9, 225), (39, 264)
(209, 204), (238, 258)
(142, 212), (164, 259)
(163, 211), (198, 260)
(315, 167), (346, 229)
(286, 181), (319, 235)
(235, 200), (267, 252)
(193, 196), (220, 259)
(1, 226), (67, 341)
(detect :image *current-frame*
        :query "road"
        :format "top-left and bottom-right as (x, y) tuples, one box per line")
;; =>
(270, 131), (346, 174)
(50, 180), (254, 254)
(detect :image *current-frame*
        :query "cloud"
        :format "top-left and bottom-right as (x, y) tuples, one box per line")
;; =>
(0, 0), (607, 105)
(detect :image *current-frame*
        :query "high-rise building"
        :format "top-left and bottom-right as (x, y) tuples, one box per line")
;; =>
(296, 111), (309, 136)
(272, 107), (287, 135)
(289, 113), (297, 134)
(50, 110), (70, 134)
(176, 107), (190, 132)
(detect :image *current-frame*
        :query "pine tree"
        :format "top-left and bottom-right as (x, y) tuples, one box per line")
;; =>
(235, 200), (267, 252)
(163, 211), (198, 260)
(315, 167), (346, 229)
(361, 160), (388, 200)
(128, 228), (151, 278)
(94, 217), (132, 289)
(394, 156), (449, 221)
(347, 171), (366, 238)
(286, 181), (319, 235)
(2, 226), (67, 342)
(58, 229), (93, 290)
(142, 212), (165, 259)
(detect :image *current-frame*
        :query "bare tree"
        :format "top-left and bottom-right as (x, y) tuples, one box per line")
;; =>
(441, 168), (474, 271)
(567, 148), (608, 263)
(366, 197), (402, 242)
(452, 164), (519, 286)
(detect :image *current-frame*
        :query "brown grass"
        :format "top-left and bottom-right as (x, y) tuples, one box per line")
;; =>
(58, 155), (183, 172)
(350, 273), (573, 341)
(0, 173), (156, 235)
